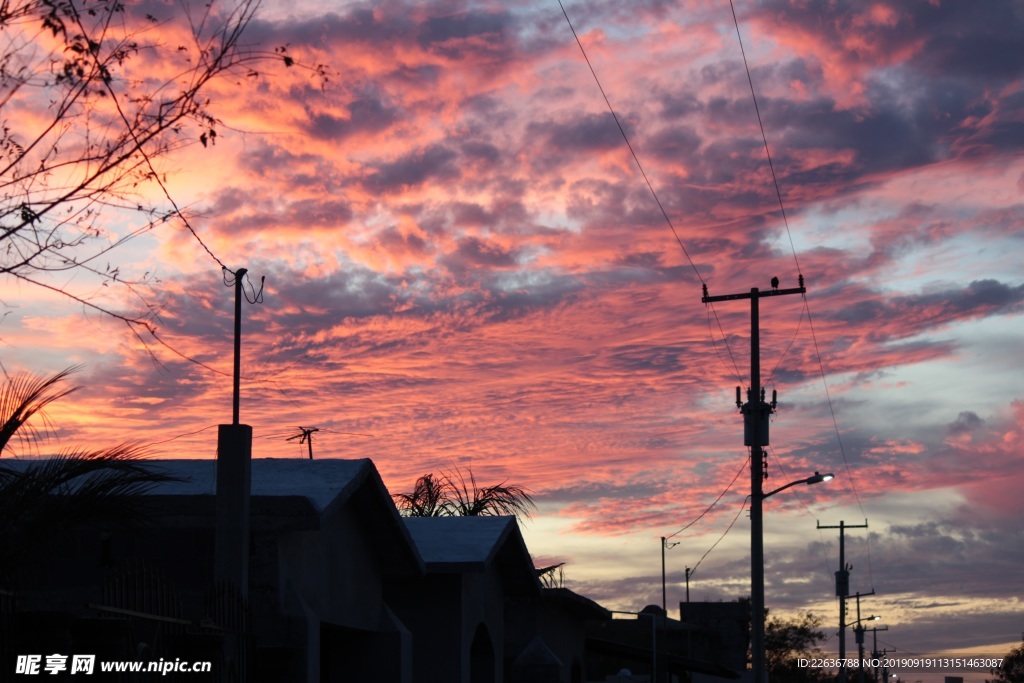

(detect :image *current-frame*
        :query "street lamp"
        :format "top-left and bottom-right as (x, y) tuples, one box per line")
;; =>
(850, 615), (881, 627)
(763, 471), (835, 498)
(752, 471), (834, 683)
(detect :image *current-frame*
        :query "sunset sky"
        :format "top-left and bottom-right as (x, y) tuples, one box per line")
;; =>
(2, 0), (1023, 670)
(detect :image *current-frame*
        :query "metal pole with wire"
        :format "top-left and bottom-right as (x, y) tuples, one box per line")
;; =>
(661, 537), (679, 616)
(231, 267), (246, 425)
(216, 266), (264, 601)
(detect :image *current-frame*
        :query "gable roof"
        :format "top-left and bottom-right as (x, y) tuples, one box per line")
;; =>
(403, 516), (540, 593)
(160, 458), (424, 574)
(5, 456), (423, 574)
(145, 457), (368, 514)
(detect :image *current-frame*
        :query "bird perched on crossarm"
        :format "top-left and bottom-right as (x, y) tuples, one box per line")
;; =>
(771, 276), (779, 290)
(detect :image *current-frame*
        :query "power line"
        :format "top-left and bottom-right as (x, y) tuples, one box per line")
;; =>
(557, 0), (701, 284)
(764, 302), (805, 387)
(556, 0), (746, 386)
(690, 494), (749, 577)
(145, 424), (219, 448)
(707, 305), (745, 385)
(767, 445), (834, 577)
(666, 456), (747, 539)
(803, 298), (874, 586)
(726, 1), (874, 589)
(726, 0), (801, 273)
(78, 0), (236, 273)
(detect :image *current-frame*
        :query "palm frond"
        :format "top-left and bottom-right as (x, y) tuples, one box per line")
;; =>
(393, 465), (535, 521)
(537, 562), (566, 589)
(392, 473), (449, 517)
(0, 365), (82, 456)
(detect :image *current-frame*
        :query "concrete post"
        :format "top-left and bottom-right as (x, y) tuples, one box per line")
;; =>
(215, 423), (252, 599)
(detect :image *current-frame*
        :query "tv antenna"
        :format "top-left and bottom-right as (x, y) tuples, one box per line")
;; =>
(287, 427), (320, 459)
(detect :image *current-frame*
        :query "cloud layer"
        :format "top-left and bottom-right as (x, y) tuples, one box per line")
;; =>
(2, 0), (1023, 661)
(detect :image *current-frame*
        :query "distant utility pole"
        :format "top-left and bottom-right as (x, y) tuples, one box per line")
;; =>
(661, 537), (666, 613)
(867, 625), (890, 683)
(701, 275), (806, 683)
(818, 519), (869, 683)
(852, 592), (877, 683)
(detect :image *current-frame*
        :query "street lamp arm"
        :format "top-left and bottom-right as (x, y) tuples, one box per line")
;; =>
(762, 471), (834, 499)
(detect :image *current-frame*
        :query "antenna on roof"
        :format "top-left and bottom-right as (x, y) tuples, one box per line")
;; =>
(286, 427), (319, 460)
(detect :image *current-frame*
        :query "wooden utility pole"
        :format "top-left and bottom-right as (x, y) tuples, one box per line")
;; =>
(818, 520), (869, 683)
(701, 275), (805, 683)
(867, 625), (890, 683)
(661, 537), (668, 614)
(852, 592), (878, 683)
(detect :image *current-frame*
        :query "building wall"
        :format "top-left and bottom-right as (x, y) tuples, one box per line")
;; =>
(461, 570), (505, 683)
(276, 505), (383, 631)
(386, 573), (464, 683)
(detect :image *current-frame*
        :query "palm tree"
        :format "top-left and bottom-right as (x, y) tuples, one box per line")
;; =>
(393, 465), (536, 521)
(0, 367), (179, 583)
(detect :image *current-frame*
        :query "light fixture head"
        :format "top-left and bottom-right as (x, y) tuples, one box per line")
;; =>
(806, 471), (835, 485)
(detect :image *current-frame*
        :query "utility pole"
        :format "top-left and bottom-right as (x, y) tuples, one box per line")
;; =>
(701, 275), (806, 683)
(215, 267), (264, 602)
(852, 591), (876, 683)
(817, 520), (869, 683)
(661, 537), (679, 616)
(661, 537), (667, 614)
(868, 626), (890, 683)
(230, 268), (246, 425)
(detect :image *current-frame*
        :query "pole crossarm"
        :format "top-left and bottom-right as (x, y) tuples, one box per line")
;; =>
(701, 285), (805, 304)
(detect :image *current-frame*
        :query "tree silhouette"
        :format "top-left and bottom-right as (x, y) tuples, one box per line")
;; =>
(0, 367), (179, 583)
(393, 466), (536, 521)
(0, 0), (321, 328)
(988, 635), (1024, 683)
(763, 611), (833, 683)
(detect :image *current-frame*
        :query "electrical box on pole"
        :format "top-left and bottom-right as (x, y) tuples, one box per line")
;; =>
(743, 388), (775, 446)
(836, 567), (850, 597)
